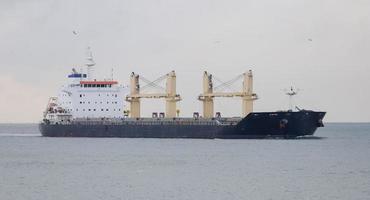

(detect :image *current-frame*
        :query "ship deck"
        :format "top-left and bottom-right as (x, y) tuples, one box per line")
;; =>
(52, 117), (243, 126)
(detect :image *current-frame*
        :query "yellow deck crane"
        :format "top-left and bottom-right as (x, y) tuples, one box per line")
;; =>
(198, 70), (258, 118)
(126, 71), (181, 118)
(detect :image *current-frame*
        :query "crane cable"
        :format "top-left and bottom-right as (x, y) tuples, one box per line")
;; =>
(213, 74), (243, 92)
(139, 73), (167, 92)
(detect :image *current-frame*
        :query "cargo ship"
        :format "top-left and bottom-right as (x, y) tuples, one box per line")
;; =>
(39, 49), (325, 138)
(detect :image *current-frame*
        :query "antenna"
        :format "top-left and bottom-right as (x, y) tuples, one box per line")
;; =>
(111, 68), (114, 80)
(284, 86), (300, 111)
(86, 47), (95, 80)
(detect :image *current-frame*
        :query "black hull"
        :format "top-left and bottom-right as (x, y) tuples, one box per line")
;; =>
(39, 111), (325, 139)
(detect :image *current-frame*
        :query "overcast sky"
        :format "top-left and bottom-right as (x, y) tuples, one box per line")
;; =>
(0, 0), (369, 122)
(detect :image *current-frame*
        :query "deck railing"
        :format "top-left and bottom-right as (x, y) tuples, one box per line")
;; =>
(46, 117), (242, 126)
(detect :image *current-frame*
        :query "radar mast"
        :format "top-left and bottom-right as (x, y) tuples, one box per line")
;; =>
(285, 86), (299, 111)
(86, 47), (95, 80)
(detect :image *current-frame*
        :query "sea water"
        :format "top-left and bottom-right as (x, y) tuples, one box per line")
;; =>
(0, 123), (369, 200)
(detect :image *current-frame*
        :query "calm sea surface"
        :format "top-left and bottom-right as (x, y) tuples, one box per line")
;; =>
(0, 123), (369, 200)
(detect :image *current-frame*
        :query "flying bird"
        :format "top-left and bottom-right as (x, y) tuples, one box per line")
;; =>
(72, 30), (77, 35)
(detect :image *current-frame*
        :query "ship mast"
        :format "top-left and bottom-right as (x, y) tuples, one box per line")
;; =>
(86, 47), (95, 80)
(285, 86), (299, 111)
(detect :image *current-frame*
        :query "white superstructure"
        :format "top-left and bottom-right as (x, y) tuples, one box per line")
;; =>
(44, 49), (128, 122)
